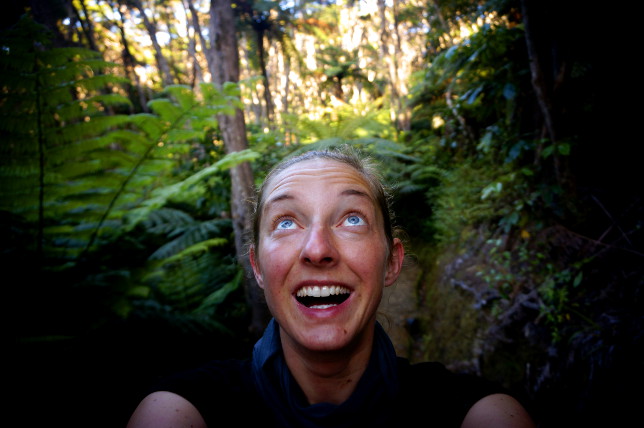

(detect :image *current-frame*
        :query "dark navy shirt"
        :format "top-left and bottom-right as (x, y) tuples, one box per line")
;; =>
(151, 357), (505, 427)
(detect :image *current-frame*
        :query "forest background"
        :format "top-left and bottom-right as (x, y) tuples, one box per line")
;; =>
(4, 0), (641, 427)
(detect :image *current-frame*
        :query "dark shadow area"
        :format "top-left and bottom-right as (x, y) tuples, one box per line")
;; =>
(16, 314), (255, 428)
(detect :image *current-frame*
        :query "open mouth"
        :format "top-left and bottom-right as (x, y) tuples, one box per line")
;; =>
(295, 285), (351, 309)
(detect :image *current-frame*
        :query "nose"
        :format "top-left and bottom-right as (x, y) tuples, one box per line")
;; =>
(300, 225), (339, 267)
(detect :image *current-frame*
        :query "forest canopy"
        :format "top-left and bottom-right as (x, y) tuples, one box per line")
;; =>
(4, 1), (641, 427)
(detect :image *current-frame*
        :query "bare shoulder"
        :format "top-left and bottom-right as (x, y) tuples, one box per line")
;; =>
(461, 393), (536, 428)
(127, 391), (207, 428)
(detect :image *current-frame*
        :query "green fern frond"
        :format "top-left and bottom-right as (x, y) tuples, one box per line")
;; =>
(200, 82), (243, 110)
(222, 81), (242, 98)
(151, 237), (228, 263)
(71, 74), (131, 92)
(2, 21), (248, 337)
(46, 117), (131, 153)
(128, 114), (165, 140)
(54, 94), (132, 122)
(297, 117), (333, 140)
(142, 208), (196, 234)
(165, 129), (205, 143)
(335, 114), (376, 139)
(212, 149), (261, 170)
(144, 250), (238, 314)
(196, 268), (242, 313)
(164, 85), (198, 110)
(38, 46), (105, 65)
(147, 99), (185, 123)
(124, 148), (260, 229)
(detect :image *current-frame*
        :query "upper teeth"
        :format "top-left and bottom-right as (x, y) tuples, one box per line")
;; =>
(296, 285), (350, 298)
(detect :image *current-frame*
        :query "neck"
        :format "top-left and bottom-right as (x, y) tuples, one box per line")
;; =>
(280, 326), (375, 405)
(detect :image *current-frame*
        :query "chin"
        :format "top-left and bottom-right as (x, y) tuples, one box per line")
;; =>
(295, 324), (360, 353)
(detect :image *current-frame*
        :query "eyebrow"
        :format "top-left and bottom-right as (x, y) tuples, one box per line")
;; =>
(264, 188), (371, 210)
(264, 193), (294, 208)
(341, 188), (370, 199)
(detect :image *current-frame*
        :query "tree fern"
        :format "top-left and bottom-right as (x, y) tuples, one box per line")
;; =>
(0, 15), (132, 266)
(142, 208), (231, 261)
(108, 84), (258, 322)
(143, 241), (238, 314)
(4, 18), (253, 338)
(294, 104), (393, 143)
(80, 82), (252, 254)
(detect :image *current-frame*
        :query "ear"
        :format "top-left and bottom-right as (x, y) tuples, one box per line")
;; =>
(384, 238), (404, 287)
(249, 246), (264, 289)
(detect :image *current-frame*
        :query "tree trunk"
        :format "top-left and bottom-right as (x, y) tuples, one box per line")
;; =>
(74, 0), (99, 52)
(112, 2), (149, 112)
(390, 0), (410, 131)
(186, 0), (218, 85)
(241, 36), (263, 124)
(377, 0), (409, 132)
(428, 0), (454, 48)
(254, 27), (275, 124)
(181, 0), (204, 88)
(377, 0), (397, 125)
(209, 0), (270, 337)
(281, 55), (291, 121)
(520, 0), (560, 181)
(128, 0), (174, 87)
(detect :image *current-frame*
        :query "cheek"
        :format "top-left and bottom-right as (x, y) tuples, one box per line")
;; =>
(258, 243), (293, 286)
(346, 243), (389, 280)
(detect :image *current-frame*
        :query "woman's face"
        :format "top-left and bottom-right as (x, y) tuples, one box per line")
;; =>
(250, 158), (404, 354)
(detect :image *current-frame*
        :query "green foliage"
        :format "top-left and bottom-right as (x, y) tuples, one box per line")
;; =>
(3, 18), (254, 341)
(404, 2), (604, 354)
(119, 84), (252, 231)
(284, 101), (395, 144)
(409, 19), (527, 162)
(475, 234), (592, 343)
(236, 0), (302, 70)
(431, 162), (504, 242)
(315, 46), (378, 102)
(0, 16), (132, 263)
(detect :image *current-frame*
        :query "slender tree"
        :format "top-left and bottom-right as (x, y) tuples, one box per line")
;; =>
(519, 0), (561, 181)
(71, 0), (99, 51)
(236, 0), (275, 122)
(235, 0), (299, 126)
(181, 0), (204, 88)
(126, 0), (174, 87)
(107, 1), (149, 112)
(209, 0), (270, 336)
(377, 0), (410, 131)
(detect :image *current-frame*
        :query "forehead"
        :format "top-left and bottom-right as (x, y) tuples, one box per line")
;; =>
(263, 158), (373, 201)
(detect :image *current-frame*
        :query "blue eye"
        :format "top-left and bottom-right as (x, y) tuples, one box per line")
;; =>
(344, 215), (365, 226)
(277, 219), (296, 229)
